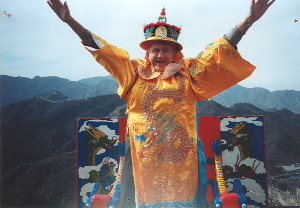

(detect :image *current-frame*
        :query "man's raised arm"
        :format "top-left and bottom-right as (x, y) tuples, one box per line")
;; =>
(47, 0), (98, 49)
(225, 0), (275, 48)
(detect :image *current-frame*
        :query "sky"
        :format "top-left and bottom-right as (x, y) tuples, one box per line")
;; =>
(1, 0), (299, 91)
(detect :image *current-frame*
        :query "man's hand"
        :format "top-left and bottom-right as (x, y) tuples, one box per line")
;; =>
(47, 0), (71, 23)
(237, 0), (275, 34)
(46, 0), (98, 48)
(249, 0), (276, 23)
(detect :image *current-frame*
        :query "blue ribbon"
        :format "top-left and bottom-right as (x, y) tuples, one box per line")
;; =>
(195, 101), (207, 207)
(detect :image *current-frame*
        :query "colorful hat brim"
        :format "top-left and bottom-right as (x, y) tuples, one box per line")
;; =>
(140, 36), (183, 51)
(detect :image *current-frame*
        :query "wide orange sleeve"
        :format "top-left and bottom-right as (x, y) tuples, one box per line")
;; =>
(185, 36), (256, 101)
(83, 33), (139, 98)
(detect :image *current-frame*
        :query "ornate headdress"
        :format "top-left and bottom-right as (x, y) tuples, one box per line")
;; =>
(140, 8), (183, 51)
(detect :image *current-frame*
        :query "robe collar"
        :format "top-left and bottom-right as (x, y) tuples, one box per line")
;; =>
(138, 60), (185, 80)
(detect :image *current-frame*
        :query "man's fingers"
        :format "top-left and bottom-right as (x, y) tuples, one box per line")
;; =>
(48, 0), (59, 12)
(48, 0), (63, 10)
(64, 1), (70, 13)
(47, 1), (55, 10)
(49, 0), (58, 8)
(47, 1), (61, 15)
(50, 0), (64, 8)
(57, 0), (65, 7)
(267, 0), (275, 8)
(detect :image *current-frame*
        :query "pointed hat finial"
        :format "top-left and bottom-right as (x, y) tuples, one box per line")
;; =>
(158, 7), (167, 23)
(161, 7), (166, 15)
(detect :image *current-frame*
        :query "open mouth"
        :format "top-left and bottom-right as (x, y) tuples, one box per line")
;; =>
(156, 60), (167, 65)
(153, 60), (169, 71)
(156, 60), (168, 67)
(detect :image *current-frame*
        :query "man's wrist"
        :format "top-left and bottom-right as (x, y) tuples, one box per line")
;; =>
(65, 15), (73, 25)
(237, 15), (255, 35)
(243, 16), (255, 28)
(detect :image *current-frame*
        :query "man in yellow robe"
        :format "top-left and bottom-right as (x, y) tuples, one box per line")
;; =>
(48, 1), (275, 207)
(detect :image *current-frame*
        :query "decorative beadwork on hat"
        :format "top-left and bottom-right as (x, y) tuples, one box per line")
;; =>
(140, 8), (182, 50)
(155, 26), (168, 38)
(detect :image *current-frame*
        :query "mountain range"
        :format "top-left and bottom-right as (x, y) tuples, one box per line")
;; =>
(1, 75), (300, 114)
(1, 92), (127, 208)
(1, 89), (299, 207)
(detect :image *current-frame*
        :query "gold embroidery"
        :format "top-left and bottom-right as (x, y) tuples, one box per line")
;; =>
(141, 65), (154, 78)
(138, 65), (160, 80)
(141, 75), (194, 165)
(218, 64), (227, 73)
(149, 172), (185, 202)
(188, 60), (198, 76)
(225, 49), (238, 59)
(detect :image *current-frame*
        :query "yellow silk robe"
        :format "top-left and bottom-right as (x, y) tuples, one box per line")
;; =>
(84, 33), (255, 207)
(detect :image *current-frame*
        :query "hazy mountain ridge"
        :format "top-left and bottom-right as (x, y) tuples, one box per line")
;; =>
(1, 75), (300, 114)
(1, 91), (299, 207)
(1, 93), (127, 207)
(1, 93), (127, 174)
(0, 75), (89, 106)
(211, 84), (300, 113)
(79, 76), (119, 98)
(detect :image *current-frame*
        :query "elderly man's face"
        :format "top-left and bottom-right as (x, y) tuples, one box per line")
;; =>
(148, 41), (175, 72)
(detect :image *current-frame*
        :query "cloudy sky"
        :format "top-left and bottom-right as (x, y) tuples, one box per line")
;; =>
(1, 0), (299, 91)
